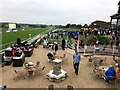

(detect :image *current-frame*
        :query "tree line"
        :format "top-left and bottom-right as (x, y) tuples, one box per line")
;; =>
(0, 20), (110, 29)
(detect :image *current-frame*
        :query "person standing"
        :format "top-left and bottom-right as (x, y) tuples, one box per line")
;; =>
(54, 43), (58, 54)
(17, 37), (21, 47)
(110, 40), (113, 48)
(73, 49), (81, 75)
(62, 38), (65, 50)
(43, 38), (48, 48)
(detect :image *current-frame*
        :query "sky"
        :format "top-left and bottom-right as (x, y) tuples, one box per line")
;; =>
(0, 0), (119, 25)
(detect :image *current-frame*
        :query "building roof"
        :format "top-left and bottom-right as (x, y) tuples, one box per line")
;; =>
(110, 13), (120, 19)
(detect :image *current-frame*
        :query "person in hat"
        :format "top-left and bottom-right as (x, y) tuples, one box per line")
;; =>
(115, 64), (120, 77)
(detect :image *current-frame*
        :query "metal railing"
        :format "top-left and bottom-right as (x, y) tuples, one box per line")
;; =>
(0, 34), (41, 53)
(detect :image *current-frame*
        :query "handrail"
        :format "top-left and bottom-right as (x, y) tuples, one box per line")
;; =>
(0, 28), (53, 53)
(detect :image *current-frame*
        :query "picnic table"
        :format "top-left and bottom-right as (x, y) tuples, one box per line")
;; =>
(83, 54), (94, 58)
(93, 65), (109, 78)
(25, 62), (35, 76)
(99, 66), (109, 75)
(89, 56), (106, 66)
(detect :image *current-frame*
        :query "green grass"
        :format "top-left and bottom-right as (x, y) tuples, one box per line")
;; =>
(1, 28), (52, 46)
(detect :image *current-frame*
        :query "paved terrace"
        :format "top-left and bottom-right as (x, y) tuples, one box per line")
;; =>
(1, 46), (120, 88)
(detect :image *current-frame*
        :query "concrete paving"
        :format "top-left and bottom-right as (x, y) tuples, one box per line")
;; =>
(1, 45), (120, 88)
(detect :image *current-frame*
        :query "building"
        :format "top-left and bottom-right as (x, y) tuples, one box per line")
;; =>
(110, 1), (120, 57)
(110, 1), (120, 37)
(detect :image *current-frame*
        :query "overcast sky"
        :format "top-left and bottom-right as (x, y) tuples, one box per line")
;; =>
(1, 0), (119, 25)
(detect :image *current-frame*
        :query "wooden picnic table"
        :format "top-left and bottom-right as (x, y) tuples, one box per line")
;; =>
(89, 56), (106, 66)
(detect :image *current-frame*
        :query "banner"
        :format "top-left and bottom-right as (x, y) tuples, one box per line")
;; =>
(9, 23), (16, 29)
(67, 31), (79, 40)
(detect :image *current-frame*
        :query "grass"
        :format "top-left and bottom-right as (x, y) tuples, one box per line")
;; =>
(1, 27), (52, 46)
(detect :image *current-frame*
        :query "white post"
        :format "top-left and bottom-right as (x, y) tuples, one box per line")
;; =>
(29, 34), (31, 39)
(67, 33), (68, 48)
(93, 45), (96, 54)
(112, 45), (115, 55)
(84, 44), (87, 55)
(84, 47), (86, 55)
(77, 31), (79, 52)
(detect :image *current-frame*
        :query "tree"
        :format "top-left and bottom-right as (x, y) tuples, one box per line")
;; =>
(70, 24), (76, 27)
(83, 24), (88, 28)
(40, 24), (47, 28)
(89, 23), (95, 29)
(1, 22), (9, 28)
(76, 24), (82, 28)
(66, 23), (71, 28)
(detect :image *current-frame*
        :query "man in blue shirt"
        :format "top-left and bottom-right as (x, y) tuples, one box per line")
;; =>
(104, 65), (116, 84)
(73, 49), (81, 75)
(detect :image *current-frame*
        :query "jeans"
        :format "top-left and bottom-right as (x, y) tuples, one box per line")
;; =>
(74, 63), (79, 75)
